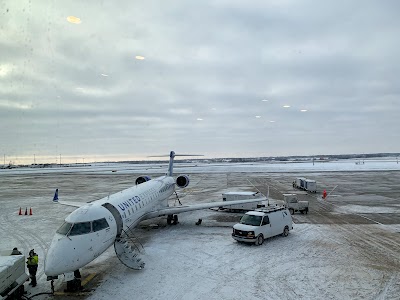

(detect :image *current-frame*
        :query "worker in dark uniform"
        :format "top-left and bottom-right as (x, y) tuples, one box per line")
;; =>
(26, 249), (38, 287)
(11, 247), (22, 255)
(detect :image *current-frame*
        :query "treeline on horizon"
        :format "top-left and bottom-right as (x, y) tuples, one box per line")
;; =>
(121, 152), (400, 164)
(2, 152), (399, 169)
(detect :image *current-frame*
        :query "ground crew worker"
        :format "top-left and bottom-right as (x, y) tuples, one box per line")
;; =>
(11, 247), (22, 255)
(26, 249), (38, 287)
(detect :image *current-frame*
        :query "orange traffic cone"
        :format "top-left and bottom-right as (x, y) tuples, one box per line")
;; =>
(18, 207), (22, 215)
(24, 207), (28, 215)
(322, 190), (327, 199)
(29, 207), (32, 215)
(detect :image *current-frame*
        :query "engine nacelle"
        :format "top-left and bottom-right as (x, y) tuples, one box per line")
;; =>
(135, 175), (151, 185)
(176, 175), (190, 188)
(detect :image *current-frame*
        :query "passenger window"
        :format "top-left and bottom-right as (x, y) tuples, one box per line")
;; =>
(69, 222), (92, 236)
(262, 216), (270, 225)
(93, 218), (110, 232)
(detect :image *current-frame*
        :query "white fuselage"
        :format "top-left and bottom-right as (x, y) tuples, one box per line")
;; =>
(45, 175), (175, 276)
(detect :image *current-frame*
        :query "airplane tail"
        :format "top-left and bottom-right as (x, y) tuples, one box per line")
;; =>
(149, 151), (203, 177)
(167, 151), (175, 176)
(53, 188), (59, 202)
(167, 151), (204, 176)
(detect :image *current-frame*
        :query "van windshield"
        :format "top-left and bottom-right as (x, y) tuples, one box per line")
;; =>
(240, 215), (262, 226)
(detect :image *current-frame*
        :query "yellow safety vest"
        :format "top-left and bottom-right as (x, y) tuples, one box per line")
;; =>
(27, 255), (38, 266)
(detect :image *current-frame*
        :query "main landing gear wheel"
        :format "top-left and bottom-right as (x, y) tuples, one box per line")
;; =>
(167, 214), (179, 225)
(255, 234), (264, 246)
(289, 208), (294, 215)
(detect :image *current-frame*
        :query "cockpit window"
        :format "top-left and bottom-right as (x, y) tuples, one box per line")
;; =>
(56, 222), (72, 235)
(92, 218), (109, 232)
(69, 222), (92, 236)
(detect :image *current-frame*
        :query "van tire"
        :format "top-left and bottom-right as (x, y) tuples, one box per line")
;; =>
(282, 226), (289, 237)
(255, 234), (264, 246)
(289, 208), (294, 215)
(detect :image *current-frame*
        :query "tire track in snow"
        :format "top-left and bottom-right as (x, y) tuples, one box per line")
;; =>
(3, 213), (49, 282)
(316, 198), (400, 259)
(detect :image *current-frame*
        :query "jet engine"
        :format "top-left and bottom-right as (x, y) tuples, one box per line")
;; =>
(135, 175), (151, 185)
(176, 175), (190, 188)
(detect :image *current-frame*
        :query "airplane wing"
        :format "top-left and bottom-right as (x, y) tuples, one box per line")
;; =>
(56, 200), (85, 208)
(142, 197), (267, 219)
(51, 188), (86, 208)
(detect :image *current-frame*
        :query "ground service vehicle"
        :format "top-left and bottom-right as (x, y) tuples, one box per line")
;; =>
(294, 178), (317, 193)
(0, 250), (29, 300)
(305, 179), (317, 193)
(232, 206), (293, 245)
(220, 192), (264, 211)
(283, 194), (309, 214)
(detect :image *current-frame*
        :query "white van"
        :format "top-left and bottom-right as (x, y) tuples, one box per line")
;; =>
(232, 206), (293, 245)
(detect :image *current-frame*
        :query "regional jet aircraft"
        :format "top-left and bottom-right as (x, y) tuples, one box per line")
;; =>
(44, 151), (266, 279)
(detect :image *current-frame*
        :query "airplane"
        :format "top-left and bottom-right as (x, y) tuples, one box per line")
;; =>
(44, 151), (266, 280)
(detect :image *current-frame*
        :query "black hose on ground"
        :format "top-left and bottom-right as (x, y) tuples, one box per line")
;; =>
(21, 291), (54, 299)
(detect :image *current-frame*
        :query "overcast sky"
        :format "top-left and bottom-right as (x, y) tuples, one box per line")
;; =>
(1, 0), (399, 164)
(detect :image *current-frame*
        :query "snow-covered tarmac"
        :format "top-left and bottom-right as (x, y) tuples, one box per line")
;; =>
(1, 160), (399, 299)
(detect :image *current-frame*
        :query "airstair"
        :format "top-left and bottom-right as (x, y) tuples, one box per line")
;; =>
(114, 233), (145, 270)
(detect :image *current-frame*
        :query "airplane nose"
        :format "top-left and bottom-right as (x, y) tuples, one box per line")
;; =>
(45, 234), (75, 276)
(44, 256), (62, 276)
(45, 240), (65, 276)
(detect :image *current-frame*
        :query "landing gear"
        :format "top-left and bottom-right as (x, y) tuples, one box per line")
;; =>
(65, 270), (82, 292)
(167, 214), (179, 225)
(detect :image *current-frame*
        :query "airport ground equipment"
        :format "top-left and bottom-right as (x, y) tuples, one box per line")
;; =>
(294, 177), (317, 193)
(232, 206), (293, 245)
(295, 178), (306, 190)
(0, 250), (29, 300)
(283, 194), (309, 215)
(220, 192), (264, 211)
(304, 179), (317, 193)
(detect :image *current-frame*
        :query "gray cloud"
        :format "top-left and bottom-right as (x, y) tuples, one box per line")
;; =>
(1, 0), (399, 163)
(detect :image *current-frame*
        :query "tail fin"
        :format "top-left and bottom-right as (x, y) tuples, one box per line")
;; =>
(53, 189), (59, 202)
(167, 151), (175, 176)
(149, 151), (203, 177)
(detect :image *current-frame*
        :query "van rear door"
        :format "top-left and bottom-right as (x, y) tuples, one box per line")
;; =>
(269, 212), (284, 236)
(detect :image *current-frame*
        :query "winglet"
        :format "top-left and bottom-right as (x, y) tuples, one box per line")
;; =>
(53, 189), (59, 202)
